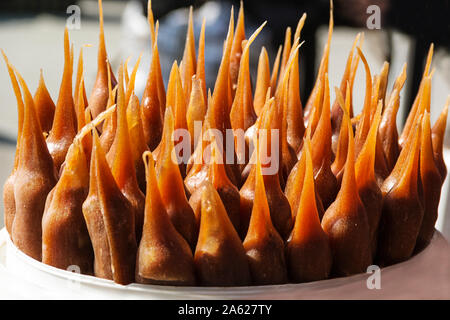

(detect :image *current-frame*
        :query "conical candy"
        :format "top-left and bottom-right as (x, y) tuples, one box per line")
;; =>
(127, 94), (149, 193)
(2, 50), (24, 235)
(106, 64), (145, 242)
(242, 136), (287, 285)
(189, 137), (241, 233)
(186, 76), (207, 153)
(156, 108), (198, 249)
(431, 98), (449, 180)
(179, 6), (196, 101)
(141, 21), (164, 150)
(194, 182), (251, 286)
(46, 28), (77, 173)
(377, 116), (423, 266)
(416, 112), (442, 250)
(321, 98), (371, 276)
(254, 47), (270, 117)
(82, 130), (136, 285)
(33, 70), (55, 133)
(12, 68), (57, 261)
(229, 1), (246, 96)
(240, 102), (293, 240)
(88, 0), (117, 123)
(303, 3), (333, 124)
(310, 73), (338, 209)
(399, 44), (433, 147)
(42, 137), (93, 274)
(355, 99), (383, 258)
(286, 137), (332, 282)
(330, 33), (361, 155)
(136, 151), (196, 285)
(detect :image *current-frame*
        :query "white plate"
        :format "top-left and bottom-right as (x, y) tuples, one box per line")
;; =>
(1, 228), (449, 299)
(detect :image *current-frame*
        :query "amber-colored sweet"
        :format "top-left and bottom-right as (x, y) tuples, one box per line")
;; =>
(189, 138), (241, 233)
(33, 70), (55, 134)
(186, 76), (207, 153)
(106, 64), (145, 242)
(74, 47), (88, 117)
(330, 33), (361, 155)
(12, 68), (57, 261)
(82, 131), (136, 285)
(229, 2), (246, 97)
(98, 69), (117, 154)
(416, 112), (442, 250)
(42, 138), (93, 274)
(399, 44), (433, 148)
(321, 101), (372, 276)
(431, 99), (449, 180)
(303, 4), (333, 124)
(127, 93), (149, 192)
(377, 116), (423, 266)
(88, 0), (117, 123)
(179, 6), (196, 102)
(46, 28), (77, 173)
(194, 181), (251, 286)
(240, 103), (293, 240)
(286, 137), (332, 282)
(355, 99), (383, 258)
(309, 73), (338, 210)
(136, 152), (196, 285)
(156, 108), (198, 249)
(254, 47), (270, 117)
(141, 22), (164, 151)
(243, 138), (287, 285)
(2, 51), (24, 235)
(269, 46), (282, 92)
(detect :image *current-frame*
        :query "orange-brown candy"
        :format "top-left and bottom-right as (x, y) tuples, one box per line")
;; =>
(321, 102), (372, 276)
(189, 139), (241, 233)
(46, 28), (77, 173)
(141, 22), (164, 150)
(88, 0), (117, 123)
(82, 131), (136, 285)
(196, 18), (207, 106)
(355, 99), (383, 258)
(186, 76), (207, 153)
(240, 104), (293, 240)
(194, 181), (251, 286)
(330, 33), (360, 155)
(331, 85), (351, 186)
(303, 4), (333, 124)
(416, 112), (443, 250)
(74, 47), (89, 118)
(136, 151), (196, 285)
(42, 139), (93, 274)
(377, 117), (423, 266)
(33, 70), (55, 133)
(243, 139), (287, 285)
(310, 73), (338, 210)
(127, 94), (149, 193)
(229, 2), (246, 97)
(399, 44), (433, 148)
(1, 51), (24, 235)
(285, 136), (325, 221)
(431, 98), (449, 180)
(12, 68), (57, 261)
(286, 137), (332, 282)
(269, 46), (282, 92)
(106, 64), (145, 242)
(254, 47), (270, 117)
(286, 45), (305, 152)
(179, 6), (196, 102)
(98, 63), (117, 154)
(156, 108), (198, 249)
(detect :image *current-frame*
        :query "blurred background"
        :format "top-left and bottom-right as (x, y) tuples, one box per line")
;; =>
(0, 0), (449, 237)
